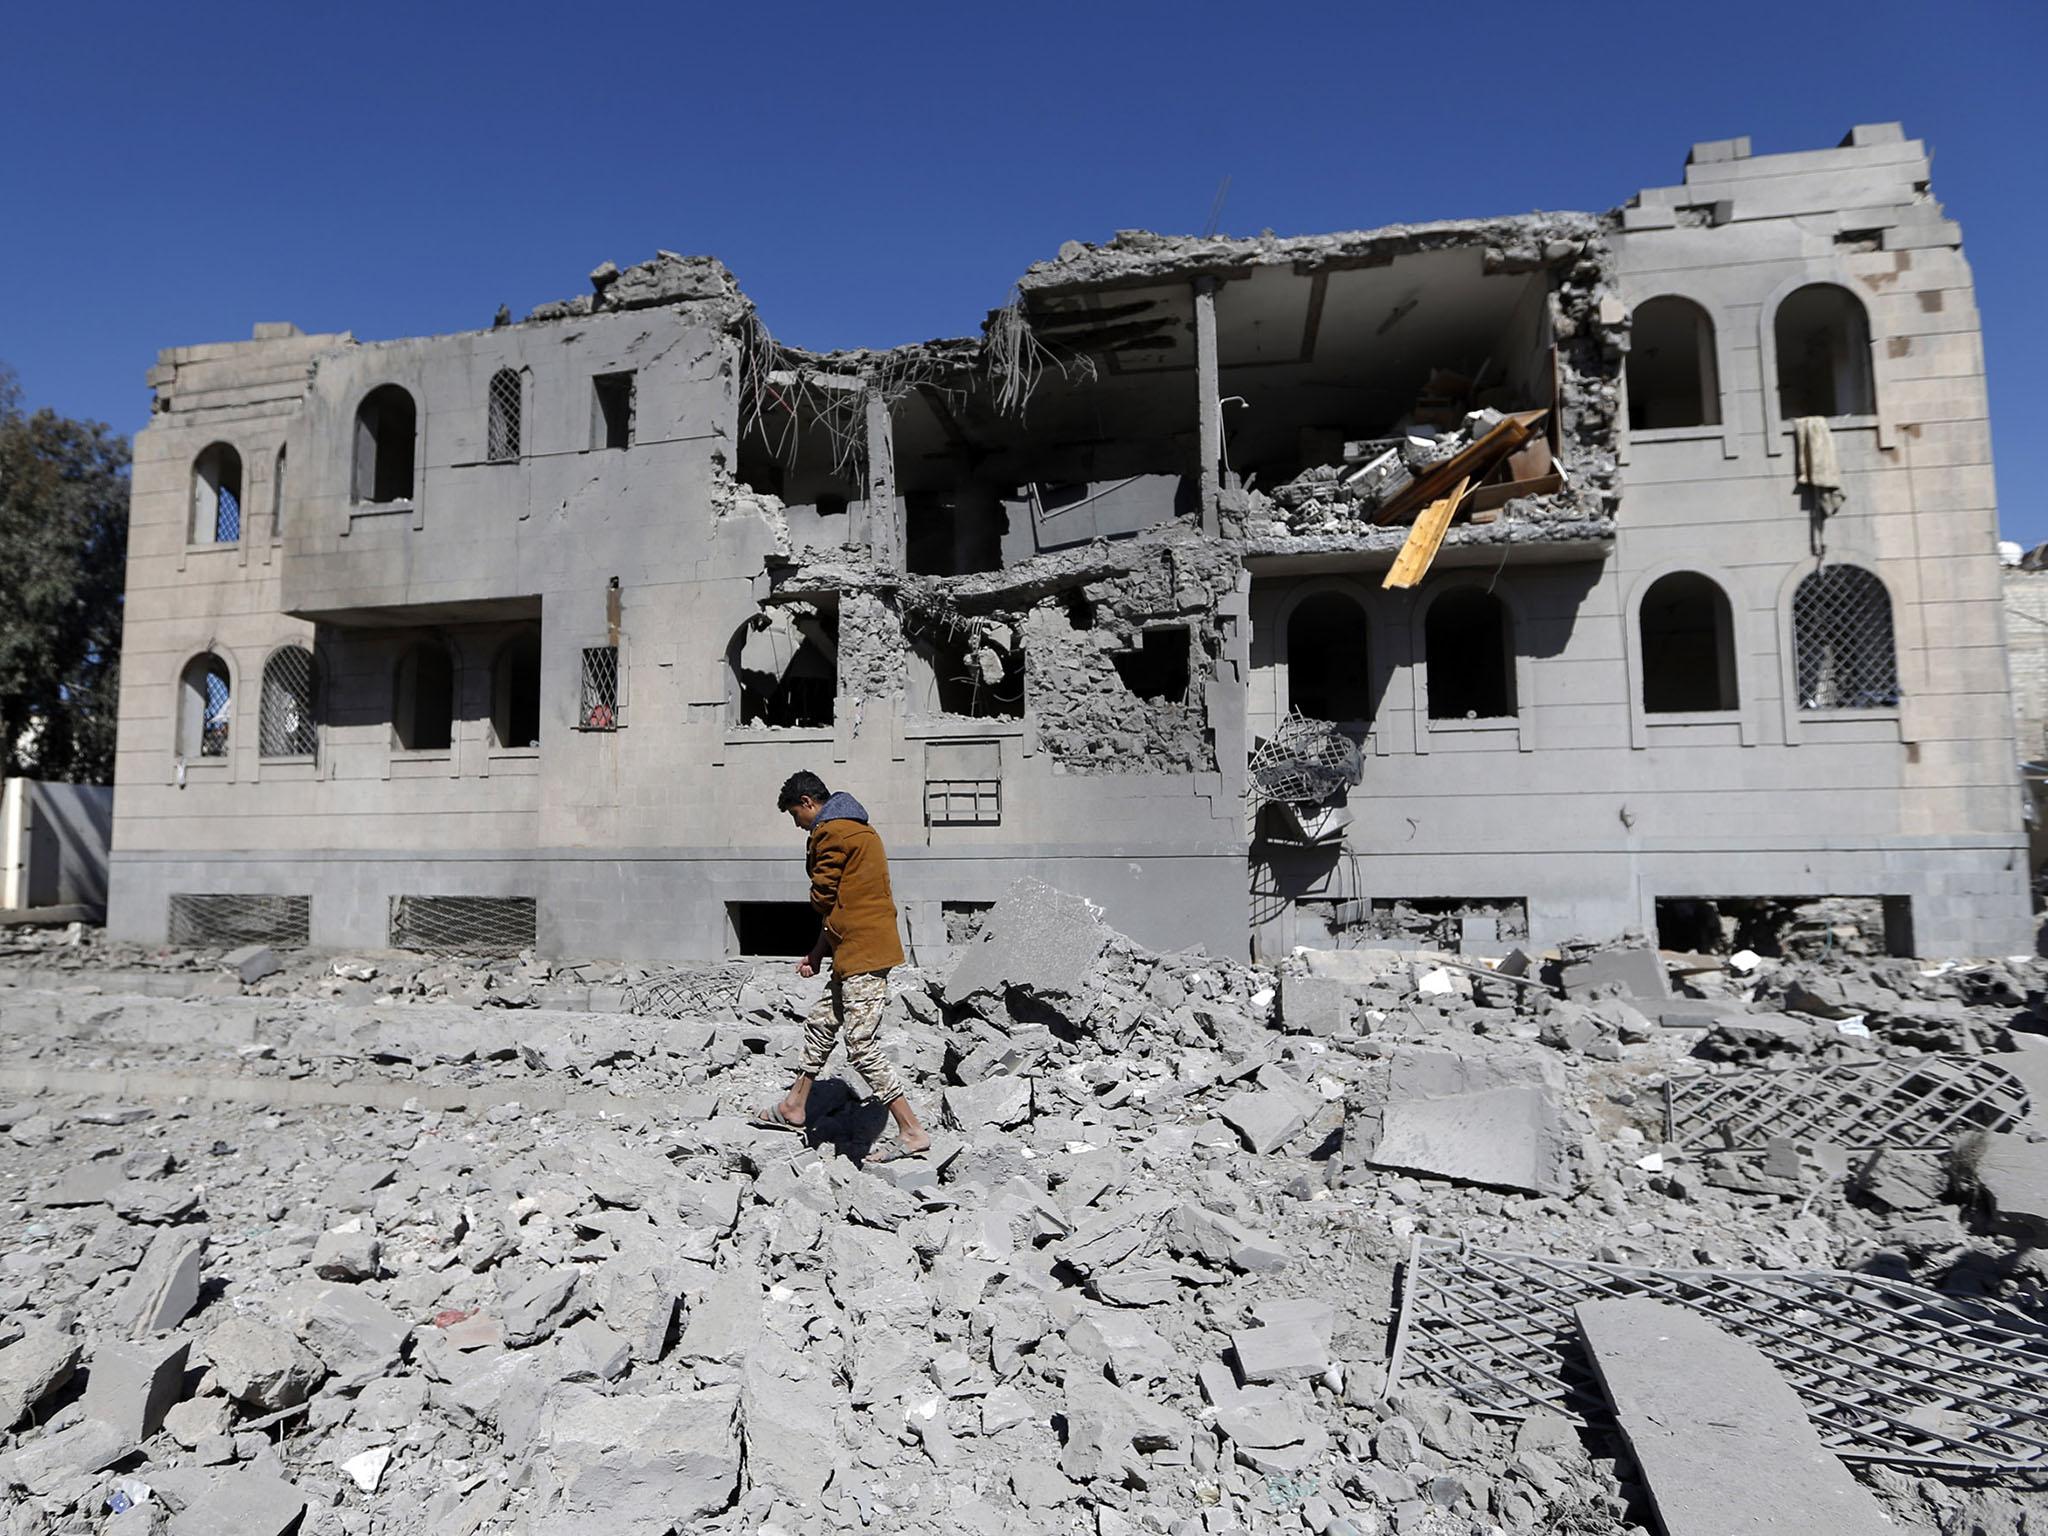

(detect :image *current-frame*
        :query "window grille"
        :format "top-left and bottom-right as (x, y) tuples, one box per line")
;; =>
(214, 481), (240, 543)
(200, 664), (231, 757)
(259, 647), (318, 757)
(487, 369), (522, 462)
(389, 895), (537, 955)
(1794, 564), (1899, 709)
(168, 893), (310, 948)
(925, 779), (1001, 826)
(580, 646), (619, 729)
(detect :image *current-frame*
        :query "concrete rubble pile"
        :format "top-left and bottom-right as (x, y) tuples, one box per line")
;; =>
(3, 887), (2048, 1534)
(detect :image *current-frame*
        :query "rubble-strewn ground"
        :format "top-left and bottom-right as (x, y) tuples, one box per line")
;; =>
(3, 889), (2047, 1535)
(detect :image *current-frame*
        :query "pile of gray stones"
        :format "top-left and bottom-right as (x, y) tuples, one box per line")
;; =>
(1, 879), (2045, 1535)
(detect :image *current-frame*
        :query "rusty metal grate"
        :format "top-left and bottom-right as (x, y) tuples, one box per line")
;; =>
(168, 893), (310, 948)
(580, 647), (618, 729)
(1665, 1056), (2029, 1152)
(1794, 564), (1899, 710)
(487, 368), (522, 462)
(1387, 1237), (2048, 1472)
(622, 964), (750, 1019)
(389, 895), (536, 956)
(259, 646), (318, 758)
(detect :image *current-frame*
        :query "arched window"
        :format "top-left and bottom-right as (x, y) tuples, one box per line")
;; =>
(1640, 573), (1737, 712)
(393, 640), (455, 750)
(1793, 565), (1899, 710)
(1628, 297), (1721, 430)
(353, 385), (417, 504)
(492, 631), (542, 748)
(259, 646), (318, 757)
(1287, 592), (1372, 722)
(178, 654), (232, 758)
(271, 445), (287, 539)
(487, 369), (522, 463)
(1425, 588), (1514, 720)
(192, 444), (242, 543)
(728, 604), (837, 728)
(1775, 284), (1874, 419)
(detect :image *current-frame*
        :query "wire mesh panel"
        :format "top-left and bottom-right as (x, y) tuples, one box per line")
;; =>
(200, 663), (231, 757)
(1387, 1238), (2048, 1471)
(259, 647), (318, 758)
(621, 964), (750, 1018)
(487, 368), (522, 462)
(580, 647), (619, 729)
(1794, 564), (1900, 709)
(1666, 1056), (2029, 1151)
(214, 481), (240, 543)
(1249, 710), (1364, 805)
(389, 895), (537, 955)
(167, 893), (310, 948)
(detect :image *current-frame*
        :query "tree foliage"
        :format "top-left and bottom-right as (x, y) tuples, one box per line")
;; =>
(0, 366), (131, 784)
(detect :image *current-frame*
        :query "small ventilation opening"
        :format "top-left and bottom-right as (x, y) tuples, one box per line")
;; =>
(390, 895), (537, 955)
(1113, 627), (1191, 702)
(943, 901), (995, 944)
(728, 901), (819, 958)
(168, 893), (310, 948)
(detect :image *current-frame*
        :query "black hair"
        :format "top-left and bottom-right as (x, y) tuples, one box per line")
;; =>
(776, 770), (830, 811)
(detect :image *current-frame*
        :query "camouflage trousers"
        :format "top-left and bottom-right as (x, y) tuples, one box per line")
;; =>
(797, 968), (904, 1105)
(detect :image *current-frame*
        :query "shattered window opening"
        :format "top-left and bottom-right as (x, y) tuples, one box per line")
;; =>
(1286, 591), (1373, 724)
(1776, 283), (1875, 419)
(1425, 588), (1515, 720)
(592, 371), (635, 450)
(353, 385), (417, 504)
(1112, 627), (1192, 704)
(1640, 571), (1738, 713)
(1628, 296), (1721, 430)
(191, 442), (242, 543)
(270, 444), (286, 539)
(1793, 564), (1899, 711)
(578, 645), (618, 731)
(258, 646), (318, 759)
(178, 653), (232, 759)
(906, 614), (1023, 720)
(906, 494), (1007, 577)
(493, 632), (542, 747)
(729, 604), (837, 729)
(487, 368), (523, 462)
(393, 640), (456, 752)
(727, 901), (818, 958)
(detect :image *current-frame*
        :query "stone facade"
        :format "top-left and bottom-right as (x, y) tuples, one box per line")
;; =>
(107, 123), (2032, 962)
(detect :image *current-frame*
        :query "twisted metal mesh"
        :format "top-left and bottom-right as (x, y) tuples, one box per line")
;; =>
(621, 964), (751, 1019)
(389, 895), (536, 956)
(1666, 1055), (2029, 1152)
(1388, 1238), (2048, 1471)
(580, 647), (619, 729)
(1248, 710), (1363, 805)
(1794, 564), (1899, 709)
(259, 647), (318, 758)
(200, 663), (231, 757)
(487, 369), (522, 462)
(167, 893), (310, 948)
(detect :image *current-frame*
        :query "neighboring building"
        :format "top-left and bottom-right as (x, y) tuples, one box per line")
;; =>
(2003, 542), (2048, 890)
(2, 780), (114, 917)
(107, 123), (2031, 961)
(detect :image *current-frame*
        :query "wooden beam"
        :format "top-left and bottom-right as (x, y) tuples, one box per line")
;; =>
(1371, 410), (1543, 527)
(1382, 475), (1469, 590)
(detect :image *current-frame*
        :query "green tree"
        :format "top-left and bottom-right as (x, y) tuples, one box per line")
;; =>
(0, 366), (131, 784)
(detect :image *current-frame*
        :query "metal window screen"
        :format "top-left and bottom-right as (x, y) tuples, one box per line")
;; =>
(487, 370), (522, 462)
(580, 647), (619, 729)
(1665, 1055), (2029, 1151)
(201, 665), (231, 757)
(259, 648), (318, 758)
(168, 893), (310, 948)
(1388, 1238), (2048, 1472)
(1794, 564), (1899, 709)
(214, 482), (240, 543)
(389, 895), (537, 955)
(926, 779), (1001, 825)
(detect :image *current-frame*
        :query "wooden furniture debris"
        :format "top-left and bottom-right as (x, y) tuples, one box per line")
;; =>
(1383, 475), (1470, 590)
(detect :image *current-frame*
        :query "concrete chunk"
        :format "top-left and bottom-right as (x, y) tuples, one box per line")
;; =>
(203, 1315), (326, 1411)
(277, 1279), (410, 1378)
(1230, 1320), (1328, 1384)
(536, 1383), (741, 1531)
(221, 945), (283, 984)
(944, 877), (1109, 1011)
(123, 1225), (206, 1336)
(1958, 1131), (2048, 1240)
(1363, 1045), (1570, 1196)
(943, 1073), (1033, 1132)
(164, 1468), (309, 1536)
(1280, 973), (1364, 1037)
(1217, 1088), (1312, 1155)
(0, 1416), (131, 1496)
(1559, 946), (1668, 1002)
(1577, 1299), (1890, 1535)
(82, 1335), (190, 1441)
(0, 1328), (81, 1429)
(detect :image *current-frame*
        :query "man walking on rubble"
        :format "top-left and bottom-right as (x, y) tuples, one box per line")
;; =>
(752, 771), (932, 1164)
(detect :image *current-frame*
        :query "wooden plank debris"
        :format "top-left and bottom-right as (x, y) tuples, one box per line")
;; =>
(1382, 476), (1469, 590)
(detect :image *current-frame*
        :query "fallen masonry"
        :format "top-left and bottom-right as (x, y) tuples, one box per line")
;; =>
(4, 908), (2048, 1534)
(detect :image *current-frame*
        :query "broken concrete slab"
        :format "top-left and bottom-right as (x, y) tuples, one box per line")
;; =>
(310, 1220), (380, 1281)
(0, 1416), (131, 1496)
(1362, 1044), (1571, 1196)
(674, 1268), (763, 1364)
(202, 1315), (326, 1411)
(162, 1467), (309, 1536)
(1231, 1319), (1328, 1384)
(82, 1334), (190, 1441)
(123, 1225), (206, 1337)
(1217, 1087), (1313, 1155)
(1575, 1298), (1890, 1536)
(1280, 973), (1366, 1037)
(220, 945), (283, 985)
(1559, 947), (1669, 1002)
(740, 1343), (839, 1500)
(1957, 1130), (2048, 1240)
(276, 1279), (410, 1379)
(0, 1327), (81, 1430)
(534, 1383), (741, 1531)
(943, 1072), (1033, 1132)
(944, 877), (1109, 1012)
(501, 1268), (581, 1347)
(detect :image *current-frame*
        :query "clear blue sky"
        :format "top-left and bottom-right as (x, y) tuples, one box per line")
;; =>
(5, 1), (2043, 540)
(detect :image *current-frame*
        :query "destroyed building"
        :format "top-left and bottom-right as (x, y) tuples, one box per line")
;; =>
(106, 123), (2031, 962)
